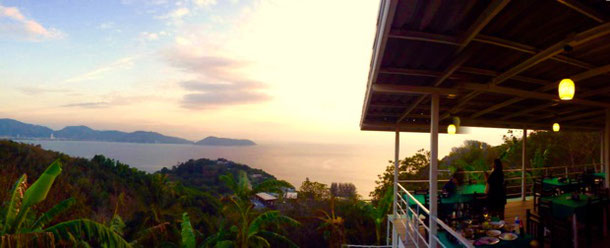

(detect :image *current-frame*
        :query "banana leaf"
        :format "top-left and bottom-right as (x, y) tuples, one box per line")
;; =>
(181, 213), (196, 248)
(3, 174), (28, 234)
(22, 160), (62, 209)
(31, 198), (76, 231)
(44, 219), (130, 248)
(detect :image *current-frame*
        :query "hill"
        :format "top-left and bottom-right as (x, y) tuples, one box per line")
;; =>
(195, 136), (256, 146)
(158, 158), (275, 194)
(0, 118), (54, 138)
(0, 140), (276, 245)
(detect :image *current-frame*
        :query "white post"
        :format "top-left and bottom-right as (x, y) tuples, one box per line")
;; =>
(522, 128), (527, 201)
(603, 109), (610, 187)
(392, 127), (400, 247)
(429, 94), (439, 247)
(602, 130), (605, 173)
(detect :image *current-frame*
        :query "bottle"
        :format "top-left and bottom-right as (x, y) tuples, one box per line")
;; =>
(514, 216), (521, 235)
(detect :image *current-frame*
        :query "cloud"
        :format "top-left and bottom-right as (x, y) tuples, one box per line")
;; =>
(193, 0), (217, 8)
(165, 50), (270, 109)
(64, 57), (135, 83)
(18, 86), (68, 95)
(0, 4), (64, 41)
(61, 102), (110, 108)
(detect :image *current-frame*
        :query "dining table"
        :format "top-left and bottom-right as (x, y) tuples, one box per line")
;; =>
(437, 231), (533, 248)
(542, 177), (577, 191)
(407, 184), (487, 206)
(541, 193), (606, 248)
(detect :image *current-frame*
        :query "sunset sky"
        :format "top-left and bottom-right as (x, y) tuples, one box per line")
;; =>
(0, 0), (513, 157)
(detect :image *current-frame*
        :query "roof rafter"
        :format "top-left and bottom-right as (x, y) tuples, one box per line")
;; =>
(441, 22), (610, 120)
(557, 0), (606, 23)
(394, 0), (509, 124)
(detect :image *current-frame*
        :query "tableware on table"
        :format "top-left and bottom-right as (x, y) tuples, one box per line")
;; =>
(489, 220), (505, 229)
(503, 223), (518, 232)
(486, 229), (501, 237)
(475, 237), (500, 246)
(499, 232), (518, 241)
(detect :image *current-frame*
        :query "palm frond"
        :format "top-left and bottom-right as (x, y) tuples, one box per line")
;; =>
(180, 213), (196, 248)
(44, 219), (131, 248)
(3, 174), (28, 234)
(259, 231), (299, 248)
(130, 222), (169, 246)
(31, 197), (76, 231)
(212, 240), (234, 248)
(109, 214), (126, 236)
(249, 235), (270, 248)
(248, 211), (299, 237)
(219, 173), (237, 195)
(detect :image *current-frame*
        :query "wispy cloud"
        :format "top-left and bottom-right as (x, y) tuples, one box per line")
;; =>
(165, 49), (270, 109)
(61, 102), (110, 108)
(18, 86), (68, 95)
(63, 57), (135, 83)
(0, 4), (64, 41)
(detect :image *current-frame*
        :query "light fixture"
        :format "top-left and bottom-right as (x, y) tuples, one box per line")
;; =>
(447, 124), (457, 134)
(558, 78), (575, 100)
(553, 123), (560, 132)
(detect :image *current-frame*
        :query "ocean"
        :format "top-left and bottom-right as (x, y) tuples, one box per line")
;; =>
(20, 140), (396, 198)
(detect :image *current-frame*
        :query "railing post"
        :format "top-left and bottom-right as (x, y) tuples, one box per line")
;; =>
(604, 109), (610, 187)
(522, 128), (527, 201)
(392, 126), (399, 247)
(429, 94), (439, 248)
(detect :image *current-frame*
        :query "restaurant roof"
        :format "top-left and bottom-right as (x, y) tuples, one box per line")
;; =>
(361, 0), (610, 133)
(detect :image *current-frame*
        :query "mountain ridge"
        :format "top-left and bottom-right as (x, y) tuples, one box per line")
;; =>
(0, 118), (255, 146)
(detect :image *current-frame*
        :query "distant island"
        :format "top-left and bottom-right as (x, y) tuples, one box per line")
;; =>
(0, 118), (256, 146)
(195, 136), (256, 146)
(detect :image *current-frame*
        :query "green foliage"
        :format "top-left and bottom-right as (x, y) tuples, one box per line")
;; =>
(180, 213), (196, 248)
(299, 178), (329, 200)
(45, 219), (131, 248)
(31, 198), (76, 231)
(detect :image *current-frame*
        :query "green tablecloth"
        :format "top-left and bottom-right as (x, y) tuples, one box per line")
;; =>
(407, 194), (426, 206)
(592, 172), (606, 178)
(406, 184), (487, 206)
(542, 178), (575, 191)
(541, 193), (595, 219)
(458, 184), (486, 194)
(437, 231), (532, 248)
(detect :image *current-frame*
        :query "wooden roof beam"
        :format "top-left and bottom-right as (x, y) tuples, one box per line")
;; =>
(557, 0), (606, 23)
(454, 0), (511, 55)
(394, 0), (508, 124)
(473, 63), (610, 118)
(390, 31), (595, 69)
(459, 83), (610, 108)
(372, 84), (460, 95)
(441, 22), (610, 120)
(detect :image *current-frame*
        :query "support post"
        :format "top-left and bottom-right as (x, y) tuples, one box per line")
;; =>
(602, 130), (605, 173)
(392, 127), (400, 247)
(605, 109), (610, 187)
(429, 94), (440, 248)
(522, 128), (527, 201)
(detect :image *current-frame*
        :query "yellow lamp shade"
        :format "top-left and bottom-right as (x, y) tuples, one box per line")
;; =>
(553, 123), (560, 132)
(558, 78), (575, 100)
(447, 124), (457, 134)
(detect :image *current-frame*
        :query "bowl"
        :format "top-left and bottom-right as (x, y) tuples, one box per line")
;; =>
(499, 232), (518, 241)
(475, 237), (500, 246)
(486, 229), (501, 237)
(490, 220), (505, 229)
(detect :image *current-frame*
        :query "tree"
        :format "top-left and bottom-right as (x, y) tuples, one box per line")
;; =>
(211, 171), (299, 248)
(330, 183), (357, 199)
(360, 188), (393, 245)
(316, 196), (344, 248)
(299, 178), (329, 200)
(370, 149), (430, 202)
(0, 160), (130, 247)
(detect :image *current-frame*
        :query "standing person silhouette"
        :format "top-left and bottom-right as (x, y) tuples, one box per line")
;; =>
(485, 159), (507, 220)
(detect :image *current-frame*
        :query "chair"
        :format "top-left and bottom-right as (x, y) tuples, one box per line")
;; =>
(584, 196), (605, 246)
(526, 209), (545, 247)
(533, 178), (543, 211)
(549, 218), (573, 248)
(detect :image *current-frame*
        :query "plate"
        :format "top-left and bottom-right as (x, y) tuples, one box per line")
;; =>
(475, 237), (500, 246)
(503, 223), (518, 232)
(486, 229), (501, 237)
(490, 220), (505, 229)
(499, 232), (518, 241)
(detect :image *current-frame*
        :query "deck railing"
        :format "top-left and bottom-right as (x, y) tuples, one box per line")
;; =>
(398, 164), (601, 197)
(393, 183), (473, 248)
